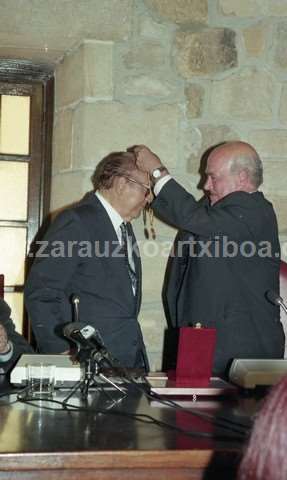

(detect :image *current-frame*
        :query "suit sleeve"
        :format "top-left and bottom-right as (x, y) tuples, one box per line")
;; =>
(152, 179), (257, 240)
(24, 210), (88, 353)
(0, 299), (33, 373)
(162, 230), (193, 327)
(0, 332), (34, 373)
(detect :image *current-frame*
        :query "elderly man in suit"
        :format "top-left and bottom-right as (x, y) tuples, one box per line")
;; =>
(134, 141), (285, 377)
(25, 151), (151, 370)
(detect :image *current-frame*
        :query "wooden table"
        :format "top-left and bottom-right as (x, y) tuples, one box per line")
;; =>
(0, 378), (259, 480)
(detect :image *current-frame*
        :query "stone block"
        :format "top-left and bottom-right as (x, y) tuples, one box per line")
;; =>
(72, 102), (180, 169)
(267, 194), (287, 234)
(139, 309), (167, 370)
(120, 75), (179, 97)
(144, 0), (208, 25)
(248, 130), (287, 158)
(209, 68), (274, 121)
(218, 0), (268, 17)
(75, 0), (133, 41)
(281, 233), (287, 262)
(186, 125), (240, 175)
(56, 46), (84, 108)
(83, 42), (113, 98)
(176, 28), (237, 78)
(268, 1), (287, 16)
(138, 15), (171, 40)
(56, 42), (113, 108)
(279, 85), (287, 124)
(273, 22), (287, 70)
(140, 239), (174, 303)
(146, 352), (163, 372)
(178, 126), (202, 168)
(0, 0), (132, 54)
(185, 84), (204, 117)
(243, 22), (267, 57)
(121, 42), (167, 69)
(172, 173), (202, 200)
(0, 46), (63, 65)
(52, 109), (73, 174)
(50, 170), (93, 212)
(261, 161), (287, 195)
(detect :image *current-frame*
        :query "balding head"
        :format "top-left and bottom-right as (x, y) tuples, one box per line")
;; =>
(204, 141), (263, 205)
(214, 141), (263, 188)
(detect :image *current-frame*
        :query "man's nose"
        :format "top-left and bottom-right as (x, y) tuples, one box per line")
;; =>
(204, 176), (211, 191)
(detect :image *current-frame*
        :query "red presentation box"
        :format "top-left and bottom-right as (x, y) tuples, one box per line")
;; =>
(168, 326), (216, 387)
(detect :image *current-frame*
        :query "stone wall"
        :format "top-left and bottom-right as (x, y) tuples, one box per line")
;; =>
(52, 0), (287, 370)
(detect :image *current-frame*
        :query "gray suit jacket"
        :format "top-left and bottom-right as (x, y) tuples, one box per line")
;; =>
(25, 192), (148, 369)
(154, 180), (285, 376)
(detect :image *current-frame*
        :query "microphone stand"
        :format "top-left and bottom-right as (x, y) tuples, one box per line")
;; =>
(62, 348), (127, 405)
(64, 297), (127, 403)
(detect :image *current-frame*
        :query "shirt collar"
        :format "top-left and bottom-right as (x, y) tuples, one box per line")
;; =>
(95, 191), (124, 239)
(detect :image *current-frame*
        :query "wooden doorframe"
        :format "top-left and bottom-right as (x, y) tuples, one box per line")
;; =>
(0, 60), (54, 338)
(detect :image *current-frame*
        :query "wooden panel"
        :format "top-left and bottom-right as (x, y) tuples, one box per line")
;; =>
(0, 468), (205, 480)
(0, 82), (33, 95)
(0, 450), (214, 470)
(0, 95), (30, 155)
(26, 83), (45, 255)
(0, 161), (28, 220)
(0, 226), (27, 284)
(0, 60), (53, 82)
(0, 67), (54, 338)
(0, 450), (238, 480)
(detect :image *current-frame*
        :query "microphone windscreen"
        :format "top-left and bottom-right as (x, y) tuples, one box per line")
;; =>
(266, 290), (281, 306)
(63, 322), (84, 338)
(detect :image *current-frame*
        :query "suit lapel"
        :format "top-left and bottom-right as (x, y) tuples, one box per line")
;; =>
(80, 192), (119, 243)
(79, 193), (139, 309)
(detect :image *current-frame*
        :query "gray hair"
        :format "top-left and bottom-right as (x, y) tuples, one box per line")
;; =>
(91, 151), (137, 190)
(228, 149), (263, 188)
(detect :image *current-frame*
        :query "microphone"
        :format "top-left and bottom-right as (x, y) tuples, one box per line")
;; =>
(266, 290), (287, 315)
(71, 295), (80, 322)
(63, 322), (115, 366)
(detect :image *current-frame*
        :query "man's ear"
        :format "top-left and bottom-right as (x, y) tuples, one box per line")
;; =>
(238, 169), (248, 187)
(114, 176), (126, 195)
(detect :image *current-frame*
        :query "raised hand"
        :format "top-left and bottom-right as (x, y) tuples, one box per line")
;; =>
(128, 145), (163, 173)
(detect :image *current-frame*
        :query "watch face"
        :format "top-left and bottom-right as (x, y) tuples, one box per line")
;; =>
(152, 169), (161, 178)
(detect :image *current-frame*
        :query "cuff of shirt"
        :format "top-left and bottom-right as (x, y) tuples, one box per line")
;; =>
(153, 174), (172, 196)
(0, 341), (14, 363)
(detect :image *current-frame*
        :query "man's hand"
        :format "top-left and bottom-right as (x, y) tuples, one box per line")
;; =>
(0, 324), (10, 354)
(129, 145), (164, 173)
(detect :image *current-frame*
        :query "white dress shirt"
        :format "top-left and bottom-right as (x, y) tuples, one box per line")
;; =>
(153, 174), (172, 196)
(95, 191), (136, 291)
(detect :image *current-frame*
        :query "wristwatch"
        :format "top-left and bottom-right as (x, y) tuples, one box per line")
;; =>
(151, 166), (167, 180)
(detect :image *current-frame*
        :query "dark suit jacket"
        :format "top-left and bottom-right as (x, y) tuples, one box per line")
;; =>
(154, 180), (285, 376)
(0, 298), (33, 373)
(24, 192), (148, 369)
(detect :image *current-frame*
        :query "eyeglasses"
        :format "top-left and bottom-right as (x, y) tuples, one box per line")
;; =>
(122, 175), (151, 198)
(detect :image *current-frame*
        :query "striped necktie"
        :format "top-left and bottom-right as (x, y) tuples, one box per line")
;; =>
(120, 222), (137, 295)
